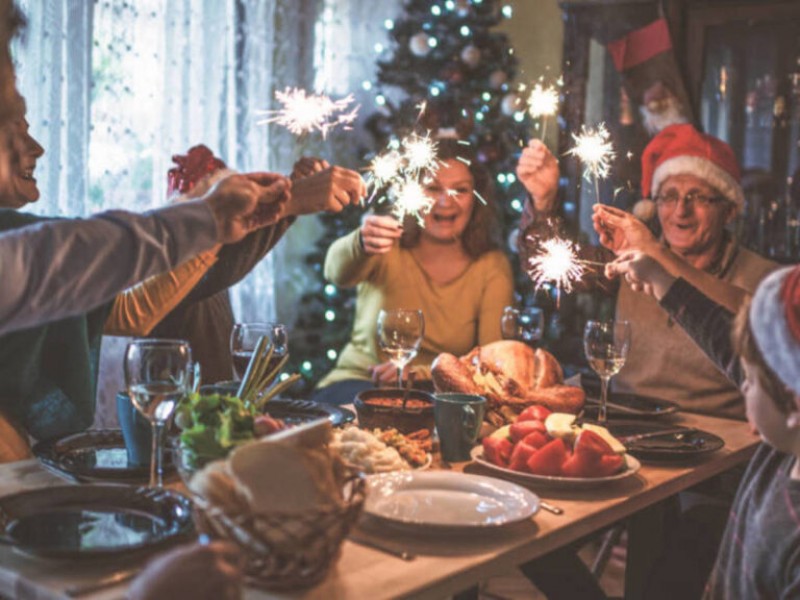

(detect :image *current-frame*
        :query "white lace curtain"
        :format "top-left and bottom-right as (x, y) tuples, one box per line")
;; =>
(12, 0), (398, 323)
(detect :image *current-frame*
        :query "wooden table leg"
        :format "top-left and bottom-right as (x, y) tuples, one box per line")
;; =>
(624, 499), (671, 600)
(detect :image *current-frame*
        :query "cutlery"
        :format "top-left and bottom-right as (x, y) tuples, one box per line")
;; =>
(348, 533), (416, 561)
(65, 569), (138, 597)
(539, 501), (564, 516)
(584, 397), (643, 415)
(618, 428), (699, 444)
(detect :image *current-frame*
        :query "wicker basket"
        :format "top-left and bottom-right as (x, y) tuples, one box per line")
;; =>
(189, 470), (365, 590)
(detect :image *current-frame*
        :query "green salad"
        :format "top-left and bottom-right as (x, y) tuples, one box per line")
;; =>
(175, 393), (258, 466)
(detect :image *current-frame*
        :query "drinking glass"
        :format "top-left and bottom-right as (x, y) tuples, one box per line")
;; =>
(377, 309), (425, 388)
(230, 322), (288, 381)
(583, 320), (631, 423)
(124, 339), (192, 487)
(501, 306), (545, 346)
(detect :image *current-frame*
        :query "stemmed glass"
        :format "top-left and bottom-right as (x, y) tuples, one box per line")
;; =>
(501, 306), (545, 346)
(583, 320), (631, 423)
(230, 322), (288, 381)
(377, 309), (425, 388)
(124, 339), (192, 487)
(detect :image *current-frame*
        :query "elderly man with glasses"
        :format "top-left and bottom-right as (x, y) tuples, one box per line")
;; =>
(520, 123), (776, 421)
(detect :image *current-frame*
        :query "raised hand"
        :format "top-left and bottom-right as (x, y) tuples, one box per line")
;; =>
(204, 173), (290, 244)
(605, 250), (676, 300)
(516, 139), (559, 212)
(359, 214), (403, 255)
(287, 166), (366, 215)
(290, 156), (330, 181)
(592, 204), (658, 256)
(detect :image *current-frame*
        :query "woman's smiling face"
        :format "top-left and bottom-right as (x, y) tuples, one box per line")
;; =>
(420, 159), (475, 244)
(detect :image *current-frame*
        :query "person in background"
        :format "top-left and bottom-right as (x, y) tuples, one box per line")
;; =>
(607, 252), (800, 599)
(523, 123), (776, 420)
(313, 138), (514, 404)
(150, 149), (365, 383)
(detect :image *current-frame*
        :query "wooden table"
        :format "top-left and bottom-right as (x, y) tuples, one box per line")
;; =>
(0, 412), (759, 600)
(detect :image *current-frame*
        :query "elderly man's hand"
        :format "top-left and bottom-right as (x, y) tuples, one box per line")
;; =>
(516, 140), (559, 213)
(127, 541), (243, 600)
(290, 156), (330, 181)
(204, 173), (290, 244)
(605, 250), (677, 301)
(592, 204), (659, 256)
(286, 166), (366, 216)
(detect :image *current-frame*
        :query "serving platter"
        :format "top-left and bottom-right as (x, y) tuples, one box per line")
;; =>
(471, 446), (641, 489)
(364, 471), (539, 530)
(33, 429), (174, 483)
(0, 485), (193, 559)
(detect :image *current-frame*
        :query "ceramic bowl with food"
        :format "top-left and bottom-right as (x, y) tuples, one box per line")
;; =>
(354, 388), (435, 434)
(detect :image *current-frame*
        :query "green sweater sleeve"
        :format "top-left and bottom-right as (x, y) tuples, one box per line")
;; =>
(478, 252), (515, 345)
(324, 228), (381, 288)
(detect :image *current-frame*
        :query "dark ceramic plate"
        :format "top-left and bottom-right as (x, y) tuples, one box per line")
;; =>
(199, 383), (355, 426)
(0, 485), (193, 559)
(605, 421), (725, 461)
(33, 429), (174, 483)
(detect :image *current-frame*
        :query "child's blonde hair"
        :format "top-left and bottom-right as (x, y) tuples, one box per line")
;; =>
(733, 298), (795, 412)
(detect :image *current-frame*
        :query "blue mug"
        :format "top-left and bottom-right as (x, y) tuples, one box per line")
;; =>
(434, 393), (487, 462)
(116, 391), (152, 467)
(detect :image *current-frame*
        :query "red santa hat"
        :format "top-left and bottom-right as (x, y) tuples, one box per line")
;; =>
(750, 265), (800, 396)
(641, 124), (744, 211)
(167, 144), (230, 198)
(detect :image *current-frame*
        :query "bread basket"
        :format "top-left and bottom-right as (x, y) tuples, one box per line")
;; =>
(176, 448), (366, 590)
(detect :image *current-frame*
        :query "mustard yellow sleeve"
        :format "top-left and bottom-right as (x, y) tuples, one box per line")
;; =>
(324, 228), (381, 288)
(477, 251), (515, 345)
(103, 248), (220, 336)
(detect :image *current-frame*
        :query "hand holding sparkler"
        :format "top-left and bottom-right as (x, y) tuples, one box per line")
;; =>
(284, 166), (366, 216)
(516, 140), (559, 213)
(359, 214), (403, 255)
(291, 157), (330, 181)
(605, 250), (676, 301)
(592, 204), (659, 256)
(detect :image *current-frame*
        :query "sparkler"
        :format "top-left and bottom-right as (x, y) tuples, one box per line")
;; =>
(365, 131), (443, 223)
(527, 83), (560, 140)
(256, 88), (359, 138)
(567, 123), (615, 204)
(526, 236), (604, 308)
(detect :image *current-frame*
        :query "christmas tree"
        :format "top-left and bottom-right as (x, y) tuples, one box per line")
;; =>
(286, 0), (538, 395)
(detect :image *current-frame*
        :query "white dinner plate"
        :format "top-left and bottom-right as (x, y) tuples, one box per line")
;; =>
(364, 471), (540, 530)
(471, 447), (641, 489)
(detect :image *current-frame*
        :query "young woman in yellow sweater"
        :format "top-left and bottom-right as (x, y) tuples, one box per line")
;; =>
(314, 139), (514, 405)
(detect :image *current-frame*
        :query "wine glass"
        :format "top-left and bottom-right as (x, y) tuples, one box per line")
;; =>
(583, 320), (631, 423)
(377, 309), (425, 388)
(501, 306), (545, 346)
(124, 339), (192, 487)
(230, 322), (288, 381)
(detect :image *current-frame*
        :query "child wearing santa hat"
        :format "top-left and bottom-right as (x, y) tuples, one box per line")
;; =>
(703, 265), (800, 598)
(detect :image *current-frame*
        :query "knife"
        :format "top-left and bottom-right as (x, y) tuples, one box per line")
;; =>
(618, 428), (699, 444)
(348, 533), (416, 561)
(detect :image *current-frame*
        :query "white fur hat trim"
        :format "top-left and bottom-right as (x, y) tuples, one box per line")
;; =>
(651, 155), (744, 212)
(750, 266), (800, 395)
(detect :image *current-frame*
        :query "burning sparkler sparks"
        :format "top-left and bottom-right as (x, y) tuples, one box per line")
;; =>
(390, 180), (434, 225)
(526, 236), (605, 308)
(567, 123), (615, 203)
(256, 88), (359, 138)
(402, 132), (440, 175)
(528, 83), (560, 140)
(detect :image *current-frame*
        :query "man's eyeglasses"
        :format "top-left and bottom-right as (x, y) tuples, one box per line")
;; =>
(654, 190), (727, 209)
